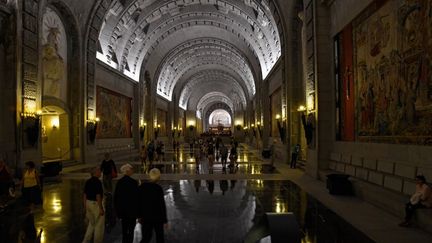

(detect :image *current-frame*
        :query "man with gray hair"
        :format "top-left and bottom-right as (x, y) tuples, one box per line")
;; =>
(138, 168), (168, 243)
(83, 167), (104, 243)
(114, 163), (139, 243)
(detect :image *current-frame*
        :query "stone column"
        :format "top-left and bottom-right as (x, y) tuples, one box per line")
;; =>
(262, 80), (270, 150)
(0, 3), (18, 169)
(20, 0), (43, 165)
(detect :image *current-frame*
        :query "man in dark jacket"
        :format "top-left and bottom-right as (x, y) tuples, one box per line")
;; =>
(114, 164), (139, 243)
(138, 168), (167, 243)
(100, 153), (117, 193)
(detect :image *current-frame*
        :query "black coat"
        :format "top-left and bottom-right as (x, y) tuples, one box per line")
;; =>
(114, 175), (139, 219)
(138, 182), (167, 224)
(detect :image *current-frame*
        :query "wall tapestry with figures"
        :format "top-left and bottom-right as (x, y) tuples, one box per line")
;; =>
(96, 86), (132, 138)
(337, 0), (432, 145)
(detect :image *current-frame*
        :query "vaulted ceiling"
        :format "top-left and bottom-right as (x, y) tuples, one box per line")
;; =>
(98, 0), (282, 113)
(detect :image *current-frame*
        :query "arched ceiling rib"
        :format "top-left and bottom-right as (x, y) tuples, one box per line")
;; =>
(168, 59), (251, 102)
(187, 82), (243, 112)
(98, 0), (282, 84)
(156, 38), (255, 100)
(178, 70), (247, 110)
(197, 92), (234, 113)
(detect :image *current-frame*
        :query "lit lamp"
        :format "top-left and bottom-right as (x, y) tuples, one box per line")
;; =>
(243, 126), (249, 136)
(276, 114), (286, 143)
(251, 124), (257, 137)
(172, 126), (177, 138)
(21, 109), (42, 147)
(139, 120), (147, 140)
(256, 121), (262, 137)
(178, 127), (182, 137)
(188, 120), (195, 131)
(155, 124), (161, 139)
(235, 121), (242, 131)
(87, 117), (100, 144)
(51, 116), (59, 129)
(298, 105), (314, 146)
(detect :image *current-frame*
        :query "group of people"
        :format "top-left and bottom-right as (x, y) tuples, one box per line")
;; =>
(0, 159), (42, 211)
(83, 159), (167, 243)
(191, 136), (239, 174)
(140, 140), (165, 169)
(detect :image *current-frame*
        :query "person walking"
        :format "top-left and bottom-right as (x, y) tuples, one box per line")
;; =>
(114, 164), (139, 243)
(220, 144), (228, 170)
(100, 153), (117, 193)
(138, 168), (168, 243)
(147, 141), (155, 168)
(21, 161), (41, 211)
(290, 144), (301, 168)
(140, 145), (147, 169)
(82, 167), (104, 243)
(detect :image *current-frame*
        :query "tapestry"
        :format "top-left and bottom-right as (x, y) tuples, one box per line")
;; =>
(353, 0), (432, 145)
(96, 86), (132, 138)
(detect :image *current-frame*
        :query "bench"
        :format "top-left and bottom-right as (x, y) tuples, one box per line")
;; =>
(319, 169), (432, 233)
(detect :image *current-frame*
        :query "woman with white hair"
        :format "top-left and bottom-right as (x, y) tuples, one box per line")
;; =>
(138, 168), (168, 243)
(114, 164), (139, 243)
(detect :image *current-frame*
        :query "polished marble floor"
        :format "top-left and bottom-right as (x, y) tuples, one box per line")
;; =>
(5, 144), (428, 243)
(0, 179), (375, 243)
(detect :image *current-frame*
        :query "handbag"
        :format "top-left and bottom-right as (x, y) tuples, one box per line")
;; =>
(111, 167), (118, 178)
(133, 221), (142, 243)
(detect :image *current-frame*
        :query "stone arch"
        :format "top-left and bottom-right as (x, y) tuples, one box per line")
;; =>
(84, 0), (114, 123)
(40, 0), (83, 159)
(204, 102), (233, 132)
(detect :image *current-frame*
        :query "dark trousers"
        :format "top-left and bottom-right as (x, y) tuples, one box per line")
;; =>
(121, 218), (136, 243)
(290, 153), (298, 168)
(405, 202), (425, 221)
(141, 222), (164, 243)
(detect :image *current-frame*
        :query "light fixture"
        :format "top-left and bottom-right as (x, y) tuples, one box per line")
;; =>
(275, 114), (281, 120)
(297, 105), (306, 112)
(307, 94), (315, 111)
(51, 116), (60, 129)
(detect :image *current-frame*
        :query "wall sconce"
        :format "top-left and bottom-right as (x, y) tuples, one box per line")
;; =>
(297, 105), (307, 112)
(188, 124), (194, 131)
(276, 114), (286, 143)
(235, 124), (242, 131)
(172, 127), (177, 138)
(256, 121), (262, 137)
(243, 126), (249, 136)
(251, 124), (257, 137)
(301, 113), (315, 147)
(21, 110), (42, 147)
(140, 122), (147, 140)
(87, 117), (99, 144)
(51, 116), (60, 129)
(155, 124), (160, 139)
(178, 127), (182, 137)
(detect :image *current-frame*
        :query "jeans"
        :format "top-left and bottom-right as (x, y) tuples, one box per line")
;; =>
(103, 175), (113, 193)
(83, 200), (105, 243)
(405, 202), (425, 221)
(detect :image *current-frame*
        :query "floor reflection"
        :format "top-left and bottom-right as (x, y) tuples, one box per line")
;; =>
(1, 180), (374, 243)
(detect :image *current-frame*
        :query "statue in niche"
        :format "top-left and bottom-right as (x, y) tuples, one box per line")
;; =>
(42, 26), (64, 98)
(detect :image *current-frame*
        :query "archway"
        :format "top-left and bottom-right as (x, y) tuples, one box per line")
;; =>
(41, 105), (71, 162)
(207, 109), (232, 135)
